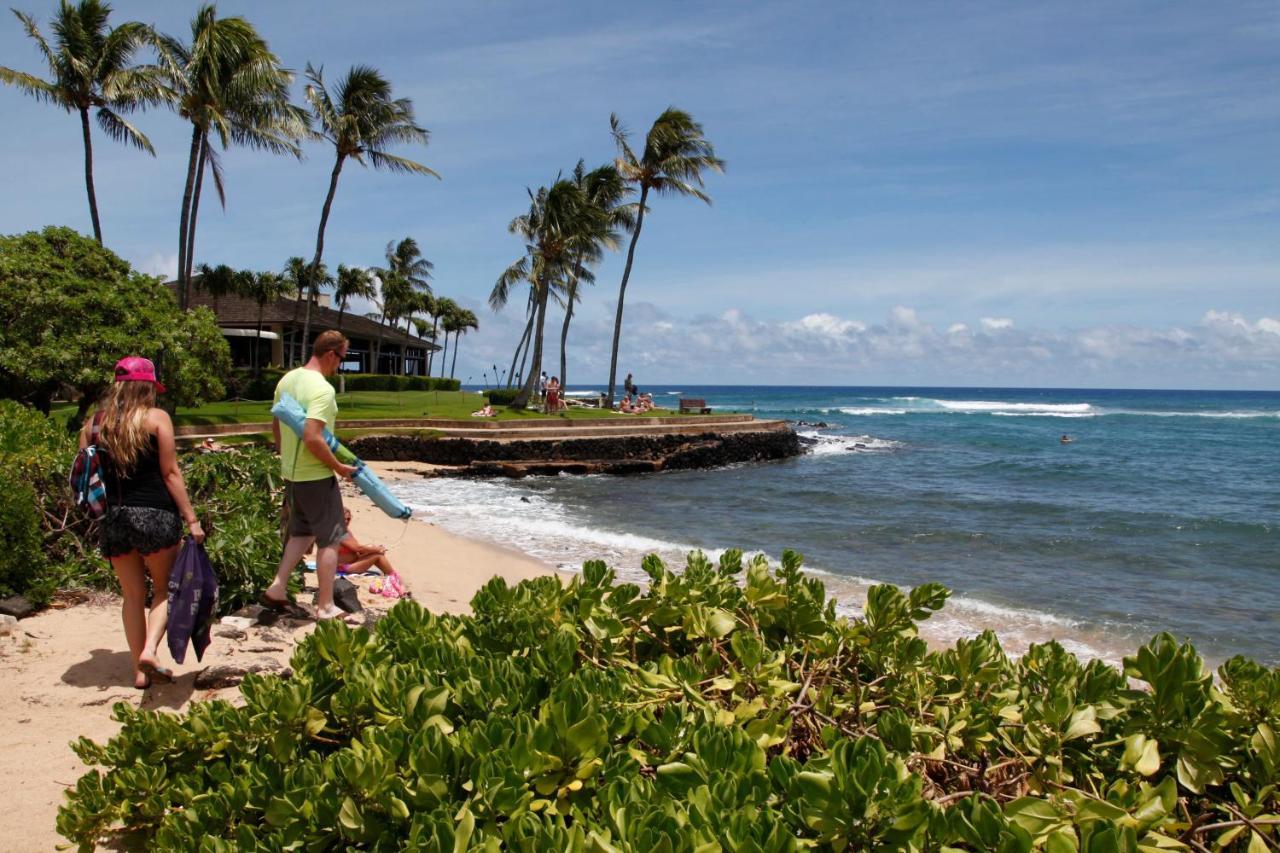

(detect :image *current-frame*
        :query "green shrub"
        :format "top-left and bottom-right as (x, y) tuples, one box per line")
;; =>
(0, 400), (100, 601)
(183, 447), (287, 614)
(484, 387), (521, 406)
(56, 549), (1280, 850)
(0, 475), (45, 597)
(225, 367), (285, 401)
(329, 374), (461, 393)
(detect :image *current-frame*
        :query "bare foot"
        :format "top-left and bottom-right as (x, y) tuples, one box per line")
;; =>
(316, 606), (361, 625)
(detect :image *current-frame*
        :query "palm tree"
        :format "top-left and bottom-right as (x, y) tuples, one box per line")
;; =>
(1, 0), (167, 243)
(156, 5), (305, 309)
(379, 238), (433, 374)
(450, 308), (478, 380)
(240, 269), (287, 372)
(333, 264), (375, 332)
(559, 161), (634, 390)
(281, 257), (330, 364)
(194, 261), (242, 313)
(301, 64), (437, 362)
(432, 297), (459, 379)
(491, 179), (598, 409)
(605, 108), (724, 404)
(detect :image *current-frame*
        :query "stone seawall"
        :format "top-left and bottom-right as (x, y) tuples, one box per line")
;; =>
(346, 428), (802, 478)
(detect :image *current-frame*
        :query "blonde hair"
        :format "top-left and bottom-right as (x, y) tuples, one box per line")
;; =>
(96, 381), (157, 474)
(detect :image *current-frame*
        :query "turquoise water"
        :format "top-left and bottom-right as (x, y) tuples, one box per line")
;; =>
(401, 386), (1279, 665)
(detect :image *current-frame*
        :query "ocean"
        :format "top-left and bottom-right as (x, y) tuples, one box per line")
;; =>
(394, 386), (1280, 666)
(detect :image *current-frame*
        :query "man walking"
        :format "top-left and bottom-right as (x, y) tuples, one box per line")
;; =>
(263, 330), (358, 622)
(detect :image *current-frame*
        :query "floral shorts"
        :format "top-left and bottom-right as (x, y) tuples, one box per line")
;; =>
(100, 506), (183, 558)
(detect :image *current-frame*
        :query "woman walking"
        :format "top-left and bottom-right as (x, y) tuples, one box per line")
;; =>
(81, 357), (204, 689)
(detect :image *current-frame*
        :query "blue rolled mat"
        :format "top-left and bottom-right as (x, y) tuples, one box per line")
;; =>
(270, 393), (412, 520)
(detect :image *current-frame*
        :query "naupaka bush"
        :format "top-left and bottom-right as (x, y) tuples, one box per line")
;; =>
(59, 550), (1279, 850)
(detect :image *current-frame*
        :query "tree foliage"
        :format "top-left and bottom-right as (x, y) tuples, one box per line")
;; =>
(59, 549), (1280, 850)
(0, 226), (231, 421)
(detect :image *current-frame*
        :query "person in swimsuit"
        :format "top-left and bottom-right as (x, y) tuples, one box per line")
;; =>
(335, 508), (400, 576)
(82, 357), (204, 689)
(545, 376), (562, 413)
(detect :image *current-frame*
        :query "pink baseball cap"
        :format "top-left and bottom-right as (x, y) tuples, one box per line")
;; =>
(113, 356), (166, 393)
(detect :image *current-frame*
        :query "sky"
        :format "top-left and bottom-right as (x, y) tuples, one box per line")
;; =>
(2, 0), (1278, 389)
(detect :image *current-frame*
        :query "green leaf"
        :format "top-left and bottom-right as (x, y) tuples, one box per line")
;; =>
(1005, 797), (1063, 838)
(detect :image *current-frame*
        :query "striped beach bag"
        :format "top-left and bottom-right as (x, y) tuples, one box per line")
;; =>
(69, 412), (108, 518)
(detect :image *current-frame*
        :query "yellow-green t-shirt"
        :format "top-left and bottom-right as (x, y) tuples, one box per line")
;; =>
(274, 367), (338, 482)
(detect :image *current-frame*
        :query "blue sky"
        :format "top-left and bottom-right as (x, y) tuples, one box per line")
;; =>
(2, 0), (1278, 388)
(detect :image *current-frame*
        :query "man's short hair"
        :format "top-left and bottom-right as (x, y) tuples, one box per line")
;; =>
(313, 330), (349, 359)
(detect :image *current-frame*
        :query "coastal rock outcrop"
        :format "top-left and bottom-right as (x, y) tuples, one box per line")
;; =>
(348, 429), (801, 478)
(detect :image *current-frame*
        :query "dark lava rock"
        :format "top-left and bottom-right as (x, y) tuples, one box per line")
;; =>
(0, 596), (36, 619)
(348, 429), (801, 478)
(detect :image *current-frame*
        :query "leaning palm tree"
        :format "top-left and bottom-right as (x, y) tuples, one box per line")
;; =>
(156, 5), (305, 308)
(301, 64), (438, 358)
(559, 161), (634, 390)
(450, 308), (478, 380)
(605, 108), (724, 404)
(333, 264), (375, 331)
(1, 0), (167, 243)
(492, 179), (598, 409)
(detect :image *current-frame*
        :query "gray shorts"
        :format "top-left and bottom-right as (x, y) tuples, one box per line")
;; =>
(283, 477), (347, 548)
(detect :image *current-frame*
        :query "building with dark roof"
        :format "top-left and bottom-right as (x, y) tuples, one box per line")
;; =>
(174, 281), (439, 375)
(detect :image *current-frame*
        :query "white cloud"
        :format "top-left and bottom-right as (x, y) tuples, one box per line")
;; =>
(457, 303), (1280, 390)
(137, 252), (178, 280)
(981, 317), (1014, 331)
(785, 313), (867, 337)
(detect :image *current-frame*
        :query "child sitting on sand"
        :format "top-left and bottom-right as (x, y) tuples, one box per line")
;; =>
(336, 508), (399, 576)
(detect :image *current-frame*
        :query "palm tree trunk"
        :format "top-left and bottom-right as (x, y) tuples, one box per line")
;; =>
(512, 280), (550, 409)
(176, 124), (202, 310)
(428, 315), (440, 375)
(450, 331), (460, 379)
(606, 185), (648, 405)
(255, 300), (266, 373)
(439, 331), (449, 379)
(560, 260), (583, 390)
(183, 133), (208, 291)
(78, 107), (102, 244)
(507, 311), (533, 388)
(302, 155), (345, 370)
(337, 303), (346, 331)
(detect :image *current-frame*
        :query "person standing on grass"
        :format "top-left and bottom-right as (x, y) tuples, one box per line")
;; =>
(83, 357), (205, 689)
(263, 330), (359, 623)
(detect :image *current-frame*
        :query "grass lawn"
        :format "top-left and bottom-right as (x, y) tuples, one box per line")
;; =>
(51, 390), (721, 430)
(172, 390), (700, 426)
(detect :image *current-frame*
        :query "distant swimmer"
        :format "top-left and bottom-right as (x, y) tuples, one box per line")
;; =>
(1060, 434), (1073, 444)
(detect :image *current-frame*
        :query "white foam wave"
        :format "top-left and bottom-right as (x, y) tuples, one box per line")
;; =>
(935, 400), (1094, 414)
(563, 391), (596, 397)
(991, 411), (1097, 418)
(798, 431), (903, 455)
(1109, 409), (1280, 419)
(392, 478), (1124, 663)
(838, 407), (908, 416)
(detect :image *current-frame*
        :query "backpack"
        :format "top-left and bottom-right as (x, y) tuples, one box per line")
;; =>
(69, 411), (108, 518)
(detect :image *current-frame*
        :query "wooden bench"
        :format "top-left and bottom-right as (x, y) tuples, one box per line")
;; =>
(678, 398), (711, 414)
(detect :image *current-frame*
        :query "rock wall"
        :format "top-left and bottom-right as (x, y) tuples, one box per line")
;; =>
(347, 429), (801, 478)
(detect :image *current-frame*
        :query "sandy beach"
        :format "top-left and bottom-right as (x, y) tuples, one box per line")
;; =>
(0, 461), (561, 852)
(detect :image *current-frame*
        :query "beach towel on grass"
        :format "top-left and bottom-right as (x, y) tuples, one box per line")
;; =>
(167, 537), (219, 664)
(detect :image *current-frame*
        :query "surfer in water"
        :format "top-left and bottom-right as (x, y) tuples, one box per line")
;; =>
(1060, 435), (1073, 444)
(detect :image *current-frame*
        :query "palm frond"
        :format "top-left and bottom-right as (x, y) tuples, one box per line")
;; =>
(0, 66), (61, 104)
(95, 107), (154, 153)
(366, 149), (440, 177)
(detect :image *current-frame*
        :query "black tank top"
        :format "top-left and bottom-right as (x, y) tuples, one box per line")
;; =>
(101, 433), (177, 511)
